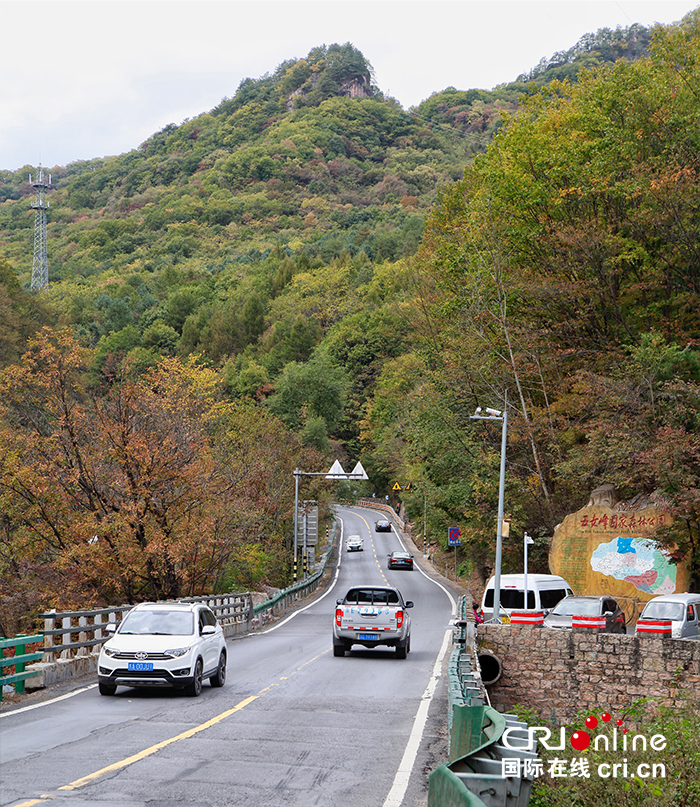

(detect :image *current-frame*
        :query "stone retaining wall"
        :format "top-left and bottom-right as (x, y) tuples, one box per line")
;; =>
(478, 624), (700, 723)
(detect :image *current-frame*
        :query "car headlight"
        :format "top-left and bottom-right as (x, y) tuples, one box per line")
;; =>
(164, 647), (191, 658)
(102, 645), (118, 657)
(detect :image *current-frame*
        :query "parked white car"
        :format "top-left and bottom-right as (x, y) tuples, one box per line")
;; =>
(481, 574), (574, 621)
(636, 593), (700, 639)
(98, 601), (227, 697)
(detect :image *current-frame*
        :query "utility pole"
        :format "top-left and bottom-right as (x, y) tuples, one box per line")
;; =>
(30, 165), (51, 291)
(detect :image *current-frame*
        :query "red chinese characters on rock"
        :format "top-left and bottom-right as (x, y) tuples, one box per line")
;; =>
(578, 513), (668, 530)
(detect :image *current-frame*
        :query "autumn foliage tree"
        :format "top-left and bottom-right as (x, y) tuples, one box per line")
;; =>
(0, 328), (319, 630)
(366, 12), (700, 585)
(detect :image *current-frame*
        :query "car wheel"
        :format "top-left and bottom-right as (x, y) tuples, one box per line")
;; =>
(333, 643), (345, 657)
(407, 635), (411, 654)
(99, 682), (117, 696)
(186, 658), (203, 696)
(396, 644), (407, 659)
(210, 651), (227, 687)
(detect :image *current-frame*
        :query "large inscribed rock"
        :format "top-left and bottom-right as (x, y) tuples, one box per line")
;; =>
(550, 500), (689, 623)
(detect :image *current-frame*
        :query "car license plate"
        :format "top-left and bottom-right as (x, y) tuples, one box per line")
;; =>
(128, 661), (153, 671)
(358, 633), (378, 641)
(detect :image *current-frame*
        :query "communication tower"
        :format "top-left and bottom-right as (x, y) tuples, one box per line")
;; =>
(30, 164), (51, 291)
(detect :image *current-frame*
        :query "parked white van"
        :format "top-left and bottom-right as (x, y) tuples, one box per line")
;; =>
(635, 592), (700, 639)
(481, 574), (574, 621)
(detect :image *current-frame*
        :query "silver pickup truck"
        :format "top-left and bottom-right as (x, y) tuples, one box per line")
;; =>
(333, 586), (413, 658)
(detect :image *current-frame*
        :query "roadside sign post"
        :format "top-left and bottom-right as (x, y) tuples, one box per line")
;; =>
(524, 532), (534, 607)
(448, 526), (462, 579)
(293, 460), (368, 583)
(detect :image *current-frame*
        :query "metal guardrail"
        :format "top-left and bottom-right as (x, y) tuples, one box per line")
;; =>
(0, 635), (44, 700)
(354, 499), (406, 530)
(39, 594), (254, 662)
(2, 525), (338, 696)
(428, 596), (536, 807)
(251, 523), (337, 625)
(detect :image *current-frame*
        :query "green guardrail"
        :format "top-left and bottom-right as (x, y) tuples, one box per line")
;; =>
(428, 596), (535, 807)
(252, 523), (337, 623)
(0, 634), (44, 701)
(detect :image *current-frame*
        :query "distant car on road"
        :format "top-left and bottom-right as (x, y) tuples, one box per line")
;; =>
(346, 534), (364, 552)
(375, 519), (392, 532)
(387, 551), (414, 571)
(333, 586), (413, 658)
(98, 601), (227, 697)
(544, 595), (627, 633)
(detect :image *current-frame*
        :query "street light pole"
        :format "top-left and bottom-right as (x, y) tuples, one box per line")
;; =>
(293, 469), (300, 583)
(471, 393), (508, 623)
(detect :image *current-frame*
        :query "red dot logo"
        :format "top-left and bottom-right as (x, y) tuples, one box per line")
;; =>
(601, 712), (611, 722)
(585, 716), (598, 730)
(570, 730), (591, 751)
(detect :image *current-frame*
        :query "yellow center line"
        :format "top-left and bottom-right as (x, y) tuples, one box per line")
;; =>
(355, 512), (389, 584)
(59, 694), (259, 791)
(12, 800), (53, 807)
(13, 648), (332, 806)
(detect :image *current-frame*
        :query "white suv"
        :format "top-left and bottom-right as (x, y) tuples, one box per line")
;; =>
(98, 602), (227, 697)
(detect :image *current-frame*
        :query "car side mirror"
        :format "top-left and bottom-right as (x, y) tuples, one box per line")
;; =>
(603, 611), (613, 617)
(202, 625), (216, 636)
(336, 598), (343, 605)
(105, 623), (116, 634)
(405, 601), (414, 608)
(542, 609), (550, 617)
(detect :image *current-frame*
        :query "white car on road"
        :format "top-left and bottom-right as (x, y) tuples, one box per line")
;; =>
(98, 601), (227, 697)
(346, 534), (364, 551)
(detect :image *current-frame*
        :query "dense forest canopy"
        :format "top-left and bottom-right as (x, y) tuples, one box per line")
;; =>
(1, 15), (699, 630)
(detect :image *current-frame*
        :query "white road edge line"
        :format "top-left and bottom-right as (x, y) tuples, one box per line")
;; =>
(382, 627), (453, 807)
(0, 683), (98, 718)
(257, 518), (345, 634)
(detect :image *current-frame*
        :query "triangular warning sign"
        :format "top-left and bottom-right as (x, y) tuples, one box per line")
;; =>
(348, 461), (369, 480)
(392, 481), (402, 491)
(325, 460), (347, 479)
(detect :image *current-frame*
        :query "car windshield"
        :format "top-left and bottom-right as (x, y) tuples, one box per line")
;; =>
(641, 602), (685, 621)
(119, 609), (194, 635)
(552, 599), (600, 616)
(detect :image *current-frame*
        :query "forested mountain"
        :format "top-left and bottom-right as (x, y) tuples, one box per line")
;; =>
(1, 16), (699, 628)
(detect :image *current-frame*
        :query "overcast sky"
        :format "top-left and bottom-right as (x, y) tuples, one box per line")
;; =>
(1, 0), (697, 171)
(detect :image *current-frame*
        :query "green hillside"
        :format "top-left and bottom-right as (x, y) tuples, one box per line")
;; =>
(1, 17), (699, 626)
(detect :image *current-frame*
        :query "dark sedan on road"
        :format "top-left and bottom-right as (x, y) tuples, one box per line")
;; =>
(387, 551), (414, 571)
(375, 519), (392, 532)
(543, 595), (627, 633)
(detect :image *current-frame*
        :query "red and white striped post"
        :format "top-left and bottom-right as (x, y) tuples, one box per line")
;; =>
(636, 619), (672, 636)
(572, 614), (607, 630)
(510, 610), (545, 626)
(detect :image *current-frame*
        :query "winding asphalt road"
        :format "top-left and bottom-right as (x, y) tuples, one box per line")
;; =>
(1, 506), (460, 807)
